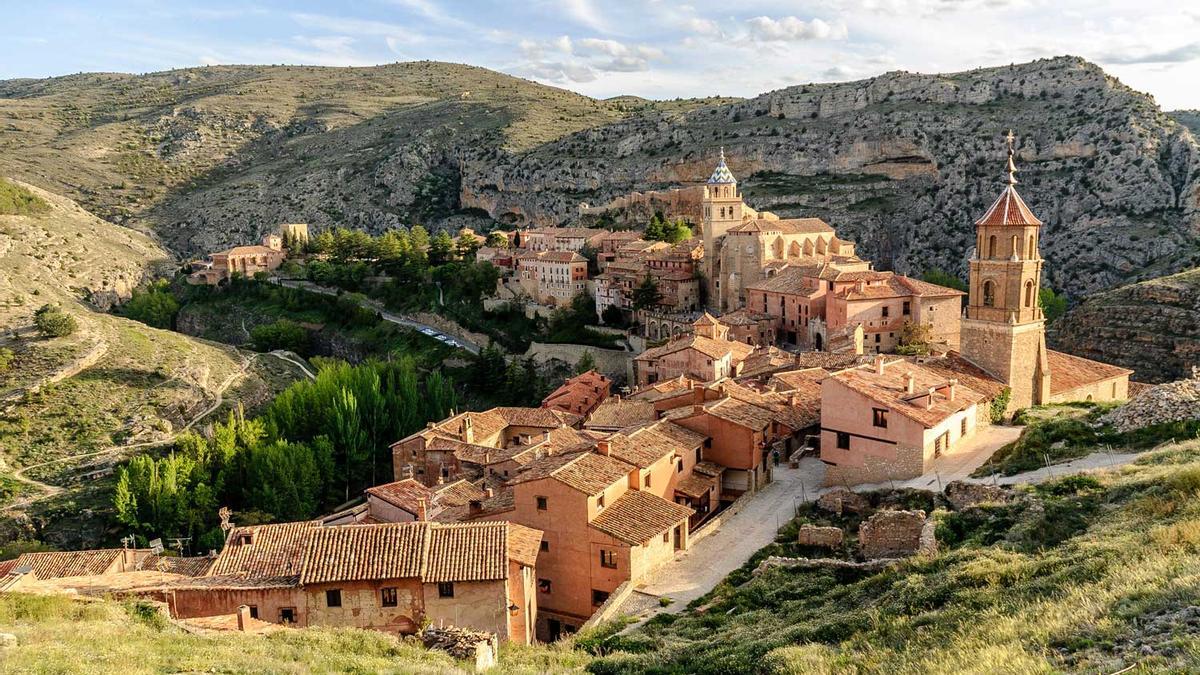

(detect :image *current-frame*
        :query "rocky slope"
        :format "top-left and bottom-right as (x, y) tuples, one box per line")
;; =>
(1, 57), (1198, 299)
(1053, 267), (1200, 383)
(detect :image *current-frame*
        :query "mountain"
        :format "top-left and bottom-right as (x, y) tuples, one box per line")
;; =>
(2, 57), (1197, 300)
(1053, 267), (1200, 383)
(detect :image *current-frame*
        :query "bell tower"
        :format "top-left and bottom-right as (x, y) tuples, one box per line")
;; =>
(702, 148), (743, 309)
(960, 131), (1050, 411)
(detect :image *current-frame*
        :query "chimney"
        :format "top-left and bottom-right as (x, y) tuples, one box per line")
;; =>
(856, 279), (866, 293)
(948, 379), (958, 402)
(692, 384), (705, 405)
(236, 605), (251, 632)
(436, 475), (445, 486)
(926, 388), (936, 410)
(485, 488), (494, 499)
(789, 393), (800, 406)
(874, 354), (885, 375)
(904, 372), (915, 394)
(416, 497), (428, 521)
(462, 416), (474, 444)
(468, 499), (483, 516)
(613, 394), (621, 403)
(596, 440), (611, 456)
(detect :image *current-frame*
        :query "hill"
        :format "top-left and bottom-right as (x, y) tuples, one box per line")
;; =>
(1, 57), (1198, 299)
(0, 179), (304, 547)
(1053, 266), (1200, 383)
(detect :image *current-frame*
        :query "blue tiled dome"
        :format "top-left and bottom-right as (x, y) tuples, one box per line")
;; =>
(707, 148), (737, 184)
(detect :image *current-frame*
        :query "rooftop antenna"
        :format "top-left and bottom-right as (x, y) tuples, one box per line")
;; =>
(148, 538), (165, 555)
(219, 506), (234, 539)
(170, 537), (192, 557)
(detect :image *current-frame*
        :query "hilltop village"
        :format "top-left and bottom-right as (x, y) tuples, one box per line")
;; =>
(1, 137), (1136, 651)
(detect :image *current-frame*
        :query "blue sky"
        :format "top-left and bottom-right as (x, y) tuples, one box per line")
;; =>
(6, 1), (1200, 109)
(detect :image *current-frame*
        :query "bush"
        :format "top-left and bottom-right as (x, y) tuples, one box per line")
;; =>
(250, 319), (308, 353)
(33, 304), (77, 338)
(0, 347), (13, 374)
(122, 280), (179, 329)
(0, 178), (49, 216)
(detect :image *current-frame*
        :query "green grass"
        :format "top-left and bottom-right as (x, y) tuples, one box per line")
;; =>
(584, 439), (1200, 673)
(0, 178), (49, 215)
(972, 403), (1200, 477)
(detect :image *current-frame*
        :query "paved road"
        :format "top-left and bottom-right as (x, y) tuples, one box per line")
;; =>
(268, 278), (481, 355)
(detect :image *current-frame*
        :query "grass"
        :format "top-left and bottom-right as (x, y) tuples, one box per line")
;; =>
(0, 592), (591, 674)
(582, 439), (1200, 674)
(972, 403), (1200, 477)
(0, 178), (49, 215)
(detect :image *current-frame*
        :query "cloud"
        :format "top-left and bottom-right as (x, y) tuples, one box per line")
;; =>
(745, 16), (848, 42)
(1101, 41), (1200, 65)
(517, 34), (665, 84)
(684, 17), (720, 36)
(289, 13), (425, 44)
(557, 0), (608, 32)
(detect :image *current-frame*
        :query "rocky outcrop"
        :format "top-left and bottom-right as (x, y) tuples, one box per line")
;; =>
(1053, 268), (1200, 383)
(1100, 374), (1200, 432)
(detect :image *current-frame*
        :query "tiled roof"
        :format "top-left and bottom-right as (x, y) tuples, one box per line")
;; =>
(707, 151), (737, 184)
(628, 375), (702, 402)
(12, 549), (128, 579)
(727, 218), (834, 235)
(542, 370), (610, 414)
(367, 479), (434, 513)
(424, 522), (510, 583)
(506, 523), (543, 568)
(766, 367), (830, 391)
(220, 245), (279, 257)
(703, 397), (775, 430)
(432, 479), (487, 508)
(635, 334), (754, 363)
(694, 461), (725, 477)
(507, 450), (633, 495)
(586, 397), (657, 429)
(604, 427), (685, 468)
(904, 353), (1007, 402)
(837, 273), (963, 301)
(718, 308), (773, 326)
(140, 555), (214, 577)
(207, 521), (319, 582)
(534, 250), (588, 264)
(590, 491), (693, 545)
(976, 185), (1042, 227)
(829, 358), (986, 428)
(739, 346), (797, 378)
(1047, 350), (1133, 395)
(675, 472), (719, 499)
(645, 420), (707, 450)
(744, 266), (821, 294)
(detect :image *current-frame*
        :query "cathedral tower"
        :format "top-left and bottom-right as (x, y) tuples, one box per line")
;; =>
(701, 149), (744, 309)
(960, 131), (1050, 411)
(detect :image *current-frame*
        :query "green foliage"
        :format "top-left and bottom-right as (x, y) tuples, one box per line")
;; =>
(0, 347), (13, 374)
(428, 230), (455, 265)
(1040, 286), (1068, 324)
(33, 304), (77, 338)
(249, 319), (308, 353)
(543, 293), (622, 350)
(601, 305), (627, 327)
(0, 539), (56, 560)
(921, 268), (968, 292)
(575, 351), (597, 375)
(0, 178), (50, 215)
(455, 232), (481, 260)
(990, 387), (1011, 422)
(484, 231), (509, 248)
(631, 275), (662, 312)
(122, 280), (180, 329)
(644, 213), (692, 244)
(894, 320), (932, 355)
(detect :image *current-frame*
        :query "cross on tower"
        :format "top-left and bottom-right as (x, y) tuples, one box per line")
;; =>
(1005, 129), (1018, 185)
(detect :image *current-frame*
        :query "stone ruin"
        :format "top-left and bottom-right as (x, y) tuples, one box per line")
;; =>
(858, 509), (937, 559)
(797, 524), (844, 549)
(422, 626), (499, 672)
(815, 487), (870, 516)
(943, 481), (1009, 511)
(1100, 373), (1200, 433)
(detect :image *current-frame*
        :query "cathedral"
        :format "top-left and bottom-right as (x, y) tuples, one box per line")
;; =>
(700, 150), (866, 312)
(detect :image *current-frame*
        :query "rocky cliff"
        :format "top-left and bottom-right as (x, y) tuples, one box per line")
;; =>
(1053, 267), (1200, 383)
(2, 57), (1198, 299)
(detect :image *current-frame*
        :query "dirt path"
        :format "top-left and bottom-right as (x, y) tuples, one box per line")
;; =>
(2, 351), (259, 512)
(268, 350), (317, 380)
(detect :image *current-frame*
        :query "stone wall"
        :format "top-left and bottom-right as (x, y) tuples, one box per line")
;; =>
(858, 509), (929, 559)
(523, 342), (633, 381)
(797, 525), (844, 549)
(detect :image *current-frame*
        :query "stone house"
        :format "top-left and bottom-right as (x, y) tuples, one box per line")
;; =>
(634, 313), (754, 386)
(516, 250), (588, 307)
(541, 370), (611, 417)
(188, 232), (288, 286)
(819, 355), (988, 485)
(518, 227), (606, 253)
(169, 520), (542, 644)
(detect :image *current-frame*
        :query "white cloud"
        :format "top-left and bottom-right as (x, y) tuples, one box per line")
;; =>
(289, 13), (425, 44)
(516, 34), (665, 84)
(744, 16), (848, 42)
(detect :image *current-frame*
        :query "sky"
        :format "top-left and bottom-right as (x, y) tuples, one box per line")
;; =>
(6, 1), (1200, 110)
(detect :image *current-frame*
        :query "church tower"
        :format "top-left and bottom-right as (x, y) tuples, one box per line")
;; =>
(701, 149), (744, 309)
(960, 131), (1050, 411)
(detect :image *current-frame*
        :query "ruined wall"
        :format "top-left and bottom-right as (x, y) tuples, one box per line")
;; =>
(858, 509), (928, 559)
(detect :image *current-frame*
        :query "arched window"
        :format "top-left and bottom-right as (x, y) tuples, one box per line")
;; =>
(816, 238), (826, 255)
(983, 280), (996, 307)
(773, 237), (784, 259)
(1024, 280), (1034, 307)
(1011, 235), (1020, 259)
(988, 235), (997, 258)
(1028, 235), (1036, 258)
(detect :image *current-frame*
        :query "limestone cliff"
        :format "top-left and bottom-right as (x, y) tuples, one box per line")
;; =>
(1053, 267), (1200, 383)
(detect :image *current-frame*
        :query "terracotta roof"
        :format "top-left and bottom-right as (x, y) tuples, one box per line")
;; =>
(586, 397), (657, 429)
(424, 522), (512, 583)
(207, 521), (319, 582)
(645, 420), (707, 450)
(702, 397), (775, 430)
(694, 461), (725, 477)
(976, 185), (1042, 227)
(1047, 350), (1133, 395)
(745, 266), (821, 294)
(505, 523), (543, 568)
(739, 346), (797, 378)
(718, 308), (773, 326)
(628, 376), (703, 402)
(542, 370), (610, 414)
(534, 250), (588, 264)
(508, 450), (633, 495)
(220, 245), (280, 257)
(367, 479), (434, 513)
(837, 273), (963, 301)
(140, 555), (213, 577)
(590, 491), (693, 545)
(904, 353), (1007, 402)
(829, 358), (986, 428)
(675, 472), (719, 499)
(604, 427), (686, 468)
(728, 218), (834, 235)
(766, 367), (830, 391)
(12, 549), (129, 579)
(432, 479), (487, 507)
(635, 333), (754, 363)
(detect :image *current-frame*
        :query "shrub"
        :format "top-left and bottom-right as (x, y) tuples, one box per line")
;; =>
(0, 178), (50, 215)
(250, 319), (308, 353)
(33, 304), (77, 338)
(122, 280), (179, 329)
(990, 388), (1011, 422)
(0, 347), (13, 374)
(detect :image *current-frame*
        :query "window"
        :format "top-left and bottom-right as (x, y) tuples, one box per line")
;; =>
(836, 432), (850, 450)
(325, 589), (342, 608)
(983, 280), (995, 307)
(540, 540), (549, 552)
(872, 408), (888, 429)
(279, 607), (296, 623)
(536, 496), (548, 510)
(875, 333), (881, 343)
(643, 473), (651, 488)
(676, 460), (683, 473)
(538, 578), (552, 594)
(381, 587), (398, 607)
(662, 532), (670, 543)
(596, 494), (605, 510)
(248, 605), (258, 619)
(237, 533), (253, 545)
(881, 305), (889, 318)
(592, 589), (610, 606)
(1024, 280), (1034, 308)
(438, 582), (455, 598)
(600, 549), (617, 568)
(696, 447), (702, 463)
(902, 301), (911, 315)
(961, 418), (968, 437)
(988, 235), (997, 258)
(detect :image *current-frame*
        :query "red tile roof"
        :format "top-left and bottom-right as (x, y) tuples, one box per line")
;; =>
(976, 185), (1042, 227)
(829, 358), (986, 428)
(541, 370), (610, 415)
(11, 549), (129, 579)
(367, 479), (434, 513)
(1047, 350), (1133, 396)
(207, 521), (319, 582)
(589, 491), (693, 545)
(507, 450), (633, 495)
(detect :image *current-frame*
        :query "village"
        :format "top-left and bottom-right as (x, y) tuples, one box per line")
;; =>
(1, 136), (1138, 661)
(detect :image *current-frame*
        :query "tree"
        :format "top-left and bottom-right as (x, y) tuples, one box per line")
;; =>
(895, 320), (933, 356)
(485, 231), (509, 249)
(309, 230), (335, 255)
(123, 280), (180, 329)
(921, 268), (967, 292)
(645, 213), (666, 241)
(409, 225), (431, 251)
(34, 304), (77, 338)
(575, 350), (597, 374)
(631, 274), (662, 311)
(0, 348), (13, 374)
(455, 232), (481, 261)
(429, 230), (455, 265)
(663, 219), (693, 244)
(601, 305), (626, 327)
(250, 319), (308, 353)
(1040, 287), (1068, 324)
